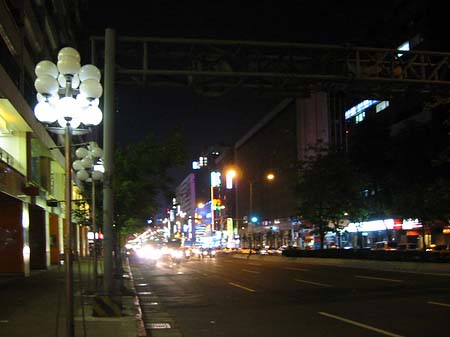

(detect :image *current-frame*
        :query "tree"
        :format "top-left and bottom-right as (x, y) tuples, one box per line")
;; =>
(347, 117), (395, 221)
(296, 145), (364, 249)
(388, 119), (450, 250)
(114, 129), (186, 235)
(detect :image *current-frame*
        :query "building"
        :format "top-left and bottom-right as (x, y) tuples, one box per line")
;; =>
(216, 94), (342, 249)
(0, 0), (90, 276)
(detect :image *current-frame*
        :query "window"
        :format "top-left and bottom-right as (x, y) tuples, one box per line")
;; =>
(376, 101), (390, 113)
(355, 111), (365, 124)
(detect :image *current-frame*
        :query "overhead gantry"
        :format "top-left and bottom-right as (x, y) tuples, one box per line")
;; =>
(90, 35), (450, 99)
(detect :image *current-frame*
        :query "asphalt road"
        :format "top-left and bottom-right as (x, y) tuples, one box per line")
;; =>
(131, 254), (450, 337)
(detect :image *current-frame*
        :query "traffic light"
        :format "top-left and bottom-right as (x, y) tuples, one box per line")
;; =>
(213, 198), (222, 211)
(250, 216), (258, 223)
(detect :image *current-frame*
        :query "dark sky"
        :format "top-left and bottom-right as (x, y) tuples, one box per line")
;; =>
(80, 0), (433, 189)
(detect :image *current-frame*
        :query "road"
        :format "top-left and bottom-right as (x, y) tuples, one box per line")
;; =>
(130, 254), (450, 337)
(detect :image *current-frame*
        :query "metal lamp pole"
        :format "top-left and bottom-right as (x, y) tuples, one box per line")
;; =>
(249, 181), (253, 249)
(73, 143), (104, 290)
(64, 123), (74, 335)
(34, 47), (103, 337)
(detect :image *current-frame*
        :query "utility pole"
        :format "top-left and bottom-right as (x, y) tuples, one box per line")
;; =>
(103, 28), (115, 295)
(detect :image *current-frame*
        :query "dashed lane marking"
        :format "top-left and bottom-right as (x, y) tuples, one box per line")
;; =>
(242, 269), (261, 274)
(318, 312), (404, 337)
(356, 275), (403, 283)
(428, 301), (450, 307)
(285, 267), (310, 271)
(228, 282), (256, 292)
(294, 278), (332, 287)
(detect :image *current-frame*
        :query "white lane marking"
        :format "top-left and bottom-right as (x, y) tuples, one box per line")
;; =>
(318, 312), (404, 337)
(228, 282), (256, 292)
(356, 275), (403, 283)
(428, 301), (450, 307)
(285, 267), (309, 271)
(294, 278), (332, 287)
(242, 269), (261, 274)
(0, 320), (8, 323)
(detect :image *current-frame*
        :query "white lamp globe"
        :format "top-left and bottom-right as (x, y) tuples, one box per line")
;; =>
(71, 74), (80, 89)
(76, 169), (90, 181)
(81, 157), (93, 168)
(81, 105), (103, 126)
(91, 170), (103, 181)
(72, 159), (83, 171)
(34, 75), (59, 95)
(35, 60), (58, 78)
(56, 96), (80, 119)
(36, 93), (47, 103)
(57, 74), (67, 88)
(58, 73), (80, 89)
(34, 101), (58, 123)
(57, 55), (81, 76)
(75, 147), (89, 159)
(89, 98), (99, 107)
(57, 116), (81, 129)
(76, 94), (90, 108)
(58, 47), (81, 62)
(79, 64), (101, 82)
(90, 146), (103, 158)
(80, 79), (102, 99)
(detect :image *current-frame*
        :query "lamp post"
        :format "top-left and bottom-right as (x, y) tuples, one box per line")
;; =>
(33, 47), (103, 337)
(225, 168), (275, 249)
(73, 142), (104, 289)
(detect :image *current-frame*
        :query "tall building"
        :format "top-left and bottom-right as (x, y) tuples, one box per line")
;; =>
(0, 0), (88, 276)
(215, 23), (450, 249)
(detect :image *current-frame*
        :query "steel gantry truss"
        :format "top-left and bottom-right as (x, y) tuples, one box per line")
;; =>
(90, 36), (450, 98)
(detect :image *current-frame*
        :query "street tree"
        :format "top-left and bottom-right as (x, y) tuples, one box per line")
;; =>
(296, 145), (364, 249)
(388, 119), (450, 250)
(114, 129), (186, 237)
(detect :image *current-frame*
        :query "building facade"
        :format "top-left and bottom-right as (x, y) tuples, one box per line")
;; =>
(0, 0), (90, 276)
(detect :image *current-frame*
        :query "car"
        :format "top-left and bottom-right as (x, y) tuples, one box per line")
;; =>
(201, 248), (217, 258)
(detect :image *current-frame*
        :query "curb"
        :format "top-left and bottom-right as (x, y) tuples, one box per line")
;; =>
(123, 258), (147, 337)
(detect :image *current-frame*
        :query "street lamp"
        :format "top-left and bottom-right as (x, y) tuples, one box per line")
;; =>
(225, 168), (276, 249)
(73, 142), (104, 289)
(33, 47), (103, 337)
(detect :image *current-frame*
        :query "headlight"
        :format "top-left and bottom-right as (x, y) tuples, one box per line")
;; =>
(136, 246), (161, 260)
(211, 250), (216, 256)
(171, 250), (183, 259)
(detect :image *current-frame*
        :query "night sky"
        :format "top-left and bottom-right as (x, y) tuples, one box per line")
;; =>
(79, 0), (436, 188)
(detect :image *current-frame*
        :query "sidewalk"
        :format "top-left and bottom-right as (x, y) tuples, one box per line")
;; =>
(0, 257), (144, 337)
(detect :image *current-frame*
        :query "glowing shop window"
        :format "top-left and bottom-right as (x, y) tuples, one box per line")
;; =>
(355, 111), (365, 124)
(376, 101), (390, 113)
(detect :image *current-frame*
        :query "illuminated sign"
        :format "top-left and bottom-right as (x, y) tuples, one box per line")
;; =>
(346, 218), (420, 233)
(211, 171), (221, 187)
(345, 100), (380, 120)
